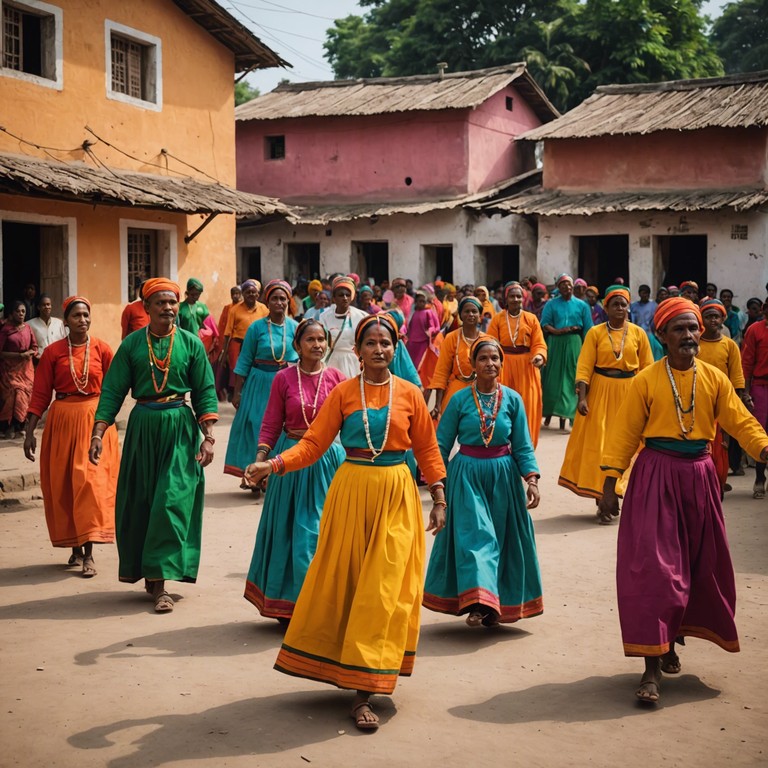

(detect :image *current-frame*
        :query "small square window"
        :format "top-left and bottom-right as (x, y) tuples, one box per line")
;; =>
(265, 135), (285, 160)
(505, 96), (514, 111)
(105, 20), (162, 110)
(0, 0), (61, 87)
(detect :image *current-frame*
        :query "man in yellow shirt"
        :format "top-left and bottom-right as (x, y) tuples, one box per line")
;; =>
(599, 298), (768, 705)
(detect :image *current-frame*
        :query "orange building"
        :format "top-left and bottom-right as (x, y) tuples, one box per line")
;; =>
(0, 0), (288, 348)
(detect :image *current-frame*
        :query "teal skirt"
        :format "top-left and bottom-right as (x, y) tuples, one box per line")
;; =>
(542, 333), (582, 420)
(116, 403), (204, 583)
(224, 366), (279, 476)
(423, 451), (543, 622)
(244, 433), (344, 617)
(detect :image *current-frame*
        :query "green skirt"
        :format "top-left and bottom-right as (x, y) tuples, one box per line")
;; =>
(542, 333), (582, 420)
(115, 402), (204, 583)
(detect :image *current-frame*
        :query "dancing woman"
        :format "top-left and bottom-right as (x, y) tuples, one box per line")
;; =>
(487, 282), (547, 447)
(244, 319), (345, 620)
(24, 297), (119, 577)
(423, 337), (543, 627)
(558, 284), (653, 511)
(243, 313), (446, 732)
(224, 280), (298, 480)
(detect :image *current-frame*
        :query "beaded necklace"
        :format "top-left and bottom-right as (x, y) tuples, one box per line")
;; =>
(455, 329), (479, 382)
(505, 310), (522, 348)
(267, 318), (287, 363)
(296, 363), (326, 428)
(471, 381), (502, 447)
(605, 321), (628, 360)
(665, 358), (696, 438)
(146, 326), (176, 394)
(359, 371), (394, 461)
(68, 336), (90, 394)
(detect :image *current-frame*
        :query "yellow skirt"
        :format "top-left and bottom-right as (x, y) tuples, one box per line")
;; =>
(274, 461), (424, 694)
(558, 372), (634, 500)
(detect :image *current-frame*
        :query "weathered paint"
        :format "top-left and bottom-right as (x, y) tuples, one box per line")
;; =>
(237, 85), (542, 203)
(542, 128), (768, 191)
(237, 208), (537, 288)
(0, 0), (240, 348)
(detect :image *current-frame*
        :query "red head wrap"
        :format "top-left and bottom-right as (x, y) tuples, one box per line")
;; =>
(142, 278), (180, 300)
(654, 297), (703, 332)
(62, 296), (90, 317)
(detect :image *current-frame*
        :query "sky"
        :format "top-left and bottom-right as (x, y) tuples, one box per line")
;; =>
(226, 0), (730, 95)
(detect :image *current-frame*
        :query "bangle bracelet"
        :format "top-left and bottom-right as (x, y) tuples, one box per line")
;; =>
(90, 435), (102, 442)
(432, 500), (447, 509)
(203, 435), (215, 445)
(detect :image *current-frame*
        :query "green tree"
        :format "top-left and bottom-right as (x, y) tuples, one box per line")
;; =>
(710, 0), (768, 74)
(235, 80), (260, 106)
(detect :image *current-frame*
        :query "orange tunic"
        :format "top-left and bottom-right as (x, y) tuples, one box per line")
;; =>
(487, 310), (548, 447)
(28, 338), (119, 548)
(223, 301), (269, 341)
(428, 329), (482, 412)
(120, 300), (149, 339)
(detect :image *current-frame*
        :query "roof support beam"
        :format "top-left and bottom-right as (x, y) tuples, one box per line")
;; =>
(185, 212), (220, 243)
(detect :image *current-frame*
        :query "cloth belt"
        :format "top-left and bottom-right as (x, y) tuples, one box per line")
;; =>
(136, 393), (186, 410)
(344, 448), (406, 465)
(252, 358), (288, 370)
(501, 345), (531, 355)
(593, 367), (636, 379)
(459, 444), (511, 458)
(55, 392), (98, 400)
(284, 428), (307, 440)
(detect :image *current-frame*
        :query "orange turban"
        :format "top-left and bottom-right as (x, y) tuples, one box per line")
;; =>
(143, 278), (180, 300)
(332, 275), (356, 300)
(62, 296), (90, 317)
(603, 285), (630, 307)
(699, 298), (727, 318)
(654, 297), (702, 332)
(354, 313), (399, 347)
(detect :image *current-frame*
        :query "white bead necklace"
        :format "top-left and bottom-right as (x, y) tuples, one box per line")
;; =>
(505, 310), (522, 347)
(359, 372), (394, 460)
(605, 321), (628, 360)
(455, 329), (479, 382)
(665, 358), (696, 438)
(296, 363), (326, 428)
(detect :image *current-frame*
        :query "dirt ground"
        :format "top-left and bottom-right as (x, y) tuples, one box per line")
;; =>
(1, 408), (766, 768)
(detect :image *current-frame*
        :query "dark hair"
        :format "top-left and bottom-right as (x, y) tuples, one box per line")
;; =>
(354, 314), (399, 347)
(10, 299), (25, 314)
(639, 284), (650, 293)
(471, 338), (504, 363)
(292, 318), (327, 352)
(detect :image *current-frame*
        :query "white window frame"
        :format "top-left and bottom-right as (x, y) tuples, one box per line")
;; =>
(119, 219), (177, 302)
(105, 20), (162, 112)
(0, 0), (63, 90)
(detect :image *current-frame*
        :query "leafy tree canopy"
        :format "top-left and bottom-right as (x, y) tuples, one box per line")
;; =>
(235, 80), (260, 106)
(710, 0), (768, 74)
(323, 0), (724, 111)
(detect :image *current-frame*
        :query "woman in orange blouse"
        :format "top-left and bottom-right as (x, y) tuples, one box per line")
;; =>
(426, 296), (485, 416)
(219, 279), (268, 389)
(244, 313), (446, 732)
(487, 283), (547, 447)
(23, 297), (119, 577)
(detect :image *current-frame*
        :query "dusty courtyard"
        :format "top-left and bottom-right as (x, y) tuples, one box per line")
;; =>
(1, 409), (766, 767)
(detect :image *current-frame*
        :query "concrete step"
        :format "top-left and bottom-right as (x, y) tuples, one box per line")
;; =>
(0, 485), (43, 510)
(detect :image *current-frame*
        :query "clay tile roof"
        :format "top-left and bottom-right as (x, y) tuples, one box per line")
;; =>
(235, 63), (559, 124)
(172, 0), (289, 71)
(0, 152), (291, 217)
(521, 70), (768, 141)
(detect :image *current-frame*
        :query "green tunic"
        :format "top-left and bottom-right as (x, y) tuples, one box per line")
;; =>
(95, 328), (218, 583)
(178, 301), (210, 334)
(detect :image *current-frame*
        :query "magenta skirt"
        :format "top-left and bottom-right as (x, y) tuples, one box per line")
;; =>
(617, 447), (739, 657)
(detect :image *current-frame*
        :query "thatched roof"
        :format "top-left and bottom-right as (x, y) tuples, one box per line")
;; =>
(236, 64), (559, 124)
(522, 70), (768, 141)
(0, 152), (290, 217)
(473, 185), (768, 217)
(172, 0), (288, 71)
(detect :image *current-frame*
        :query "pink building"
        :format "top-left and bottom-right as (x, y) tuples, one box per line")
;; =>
(483, 71), (768, 304)
(235, 64), (558, 286)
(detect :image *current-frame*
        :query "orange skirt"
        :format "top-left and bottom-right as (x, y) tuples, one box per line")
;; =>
(500, 353), (542, 448)
(40, 397), (119, 547)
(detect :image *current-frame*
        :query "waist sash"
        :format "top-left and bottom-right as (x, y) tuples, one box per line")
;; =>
(501, 345), (531, 355)
(645, 437), (709, 458)
(344, 448), (407, 466)
(252, 358), (288, 371)
(55, 392), (98, 400)
(284, 428), (307, 440)
(594, 366), (636, 379)
(136, 394), (187, 410)
(459, 444), (511, 459)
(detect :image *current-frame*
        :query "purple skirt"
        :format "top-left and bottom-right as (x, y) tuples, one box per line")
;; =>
(617, 447), (739, 657)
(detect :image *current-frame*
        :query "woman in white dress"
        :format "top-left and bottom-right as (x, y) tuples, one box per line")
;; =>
(320, 276), (369, 379)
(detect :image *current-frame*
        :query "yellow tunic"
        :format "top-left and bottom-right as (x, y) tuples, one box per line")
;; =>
(487, 310), (548, 447)
(602, 359), (768, 477)
(696, 336), (745, 389)
(559, 323), (653, 498)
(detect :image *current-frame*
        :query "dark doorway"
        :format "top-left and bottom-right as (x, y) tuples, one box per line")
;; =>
(239, 246), (261, 283)
(482, 245), (520, 287)
(577, 235), (629, 293)
(353, 241), (389, 284)
(423, 245), (454, 284)
(2, 221), (67, 311)
(285, 243), (319, 284)
(657, 235), (707, 289)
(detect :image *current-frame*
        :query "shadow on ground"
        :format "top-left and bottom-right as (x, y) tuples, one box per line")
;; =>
(75, 620), (286, 666)
(417, 621), (531, 657)
(68, 690), (394, 767)
(0, 563), (84, 586)
(449, 673), (719, 723)
(532, 513), (615, 535)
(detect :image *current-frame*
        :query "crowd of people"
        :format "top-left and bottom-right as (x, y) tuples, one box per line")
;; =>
(5, 268), (768, 727)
